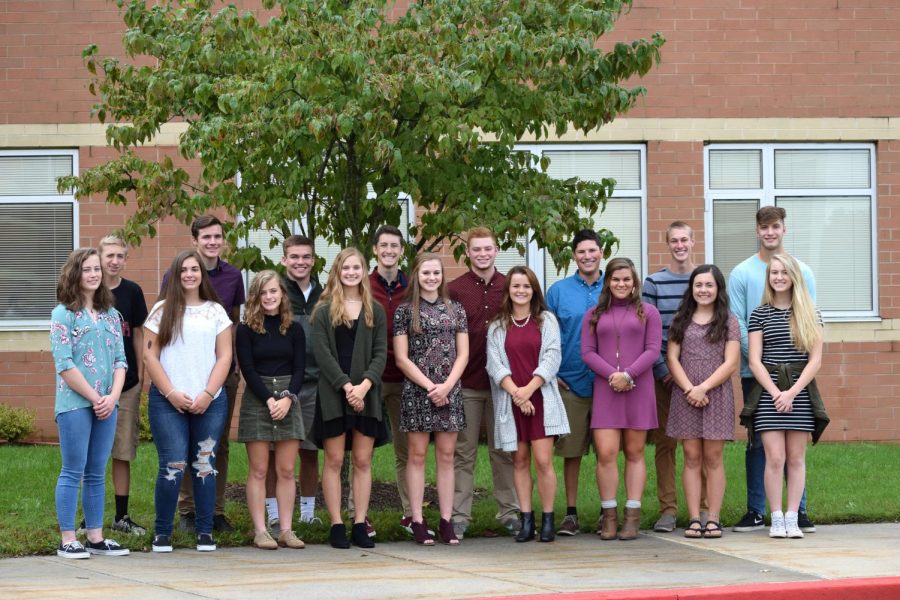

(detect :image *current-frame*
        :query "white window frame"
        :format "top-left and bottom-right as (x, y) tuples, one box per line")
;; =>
(238, 187), (415, 289)
(0, 149), (79, 331)
(704, 142), (879, 321)
(514, 143), (648, 288)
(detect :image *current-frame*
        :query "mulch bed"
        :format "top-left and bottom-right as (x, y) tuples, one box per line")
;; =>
(225, 480), (447, 511)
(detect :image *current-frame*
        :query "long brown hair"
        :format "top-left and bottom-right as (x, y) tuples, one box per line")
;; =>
(406, 252), (456, 335)
(312, 248), (375, 328)
(494, 265), (546, 330)
(590, 257), (644, 328)
(668, 264), (732, 344)
(244, 270), (292, 335)
(56, 248), (114, 311)
(151, 250), (221, 348)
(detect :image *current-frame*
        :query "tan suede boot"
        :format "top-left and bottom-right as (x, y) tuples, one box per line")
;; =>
(619, 507), (641, 541)
(598, 507), (619, 541)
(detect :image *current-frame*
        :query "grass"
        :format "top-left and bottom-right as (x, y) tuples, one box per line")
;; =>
(1, 440), (898, 557)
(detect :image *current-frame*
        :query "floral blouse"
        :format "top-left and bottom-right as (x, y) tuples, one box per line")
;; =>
(50, 304), (127, 418)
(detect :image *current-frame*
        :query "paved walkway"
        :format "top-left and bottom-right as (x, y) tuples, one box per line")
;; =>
(4, 524), (900, 599)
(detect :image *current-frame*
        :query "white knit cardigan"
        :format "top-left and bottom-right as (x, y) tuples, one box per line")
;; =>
(486, 311), (570, 452)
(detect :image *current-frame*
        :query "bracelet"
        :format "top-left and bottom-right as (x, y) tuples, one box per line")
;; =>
(278, 390), (299, 405)
(203, 389), (214, 399)
(622, 371), (635, 386)
(164, 388), (176, 399)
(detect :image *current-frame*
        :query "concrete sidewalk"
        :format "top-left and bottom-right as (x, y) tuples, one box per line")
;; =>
(4, 523), (900, 599)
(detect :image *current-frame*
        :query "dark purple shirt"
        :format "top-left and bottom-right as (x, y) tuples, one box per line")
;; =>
(162, 258), (246, 319)
(449, 269), (506, 390)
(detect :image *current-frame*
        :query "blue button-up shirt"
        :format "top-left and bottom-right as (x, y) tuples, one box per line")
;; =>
(545, 272), (604, 398)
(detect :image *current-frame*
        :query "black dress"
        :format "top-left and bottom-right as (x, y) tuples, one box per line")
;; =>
(313, 319), (390, 449)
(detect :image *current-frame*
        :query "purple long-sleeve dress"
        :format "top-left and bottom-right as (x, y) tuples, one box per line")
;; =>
(581, 298), (662, 430)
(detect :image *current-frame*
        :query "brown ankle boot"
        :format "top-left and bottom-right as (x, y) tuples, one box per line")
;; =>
(598, 507), (618, 541)
(619, 507), (641, 540)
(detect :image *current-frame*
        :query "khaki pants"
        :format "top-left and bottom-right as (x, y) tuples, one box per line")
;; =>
(348, 381), (409, 516)
(383, 381), (410, 515)
(649, 378), (707, 515)
(111, 384), (142, 462)
(179, 371), (240, 517)
(649, 379), (678, 516)
(452, 387), (519, 526)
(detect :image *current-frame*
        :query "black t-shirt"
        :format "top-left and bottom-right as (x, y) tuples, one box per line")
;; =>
(112, 278), (149, 391)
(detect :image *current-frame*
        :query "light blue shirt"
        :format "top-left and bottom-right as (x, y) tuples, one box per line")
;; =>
(545, 272), (604, 398)
(728, 254), (816, 378)
(50, 304), (127, 417)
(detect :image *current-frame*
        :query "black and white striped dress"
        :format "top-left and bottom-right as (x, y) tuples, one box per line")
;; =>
(749, 304), (815, 433)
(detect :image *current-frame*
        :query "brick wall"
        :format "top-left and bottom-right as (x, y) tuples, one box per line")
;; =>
(878, 140), (900, 319)
(645, 141), (705, 267)
(603, 0), (900, 119)
(4, 2), (900, 124)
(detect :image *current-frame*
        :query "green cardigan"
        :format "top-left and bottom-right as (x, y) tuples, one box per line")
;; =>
(311, 301), (387, 423)
(740, 361), (830, 444)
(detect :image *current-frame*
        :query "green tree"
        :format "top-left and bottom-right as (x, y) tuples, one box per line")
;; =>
(62, 0), (663, 271)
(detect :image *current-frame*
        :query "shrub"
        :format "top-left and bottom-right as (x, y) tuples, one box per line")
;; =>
(0, 404), (37, 443)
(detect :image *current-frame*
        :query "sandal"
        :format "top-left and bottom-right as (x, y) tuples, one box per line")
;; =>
(703, 521), (724, 539)
(439, 518), (460, 546)
(684, 518), (703, 539)
(411, 520), (434, 546)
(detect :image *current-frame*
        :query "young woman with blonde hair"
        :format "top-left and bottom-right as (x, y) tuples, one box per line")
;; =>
(744, 254), (825, 539)
(311, 248), (388, 549)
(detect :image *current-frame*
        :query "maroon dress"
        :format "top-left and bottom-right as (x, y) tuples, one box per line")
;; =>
(506, 319), (548, 442)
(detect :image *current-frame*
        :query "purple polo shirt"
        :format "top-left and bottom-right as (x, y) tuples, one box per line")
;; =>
(161, 258), (246, 319)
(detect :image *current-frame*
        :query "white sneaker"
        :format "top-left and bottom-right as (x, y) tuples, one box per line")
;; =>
(785, 512), (804, 539)
(769, 513), (786, 538)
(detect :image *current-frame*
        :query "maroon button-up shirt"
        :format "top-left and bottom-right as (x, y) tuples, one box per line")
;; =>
(370, 268), (408, 383)
(448, 269), (506, 390)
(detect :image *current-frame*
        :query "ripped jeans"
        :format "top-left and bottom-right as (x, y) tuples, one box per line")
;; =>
(149, 385), (227, 536)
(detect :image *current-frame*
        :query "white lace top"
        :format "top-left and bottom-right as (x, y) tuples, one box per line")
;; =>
(145, 300), (233, 398)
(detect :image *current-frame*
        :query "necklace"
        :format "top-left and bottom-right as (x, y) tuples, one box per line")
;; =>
(512, 314), (531, 328)
(610, 305), (626, 369)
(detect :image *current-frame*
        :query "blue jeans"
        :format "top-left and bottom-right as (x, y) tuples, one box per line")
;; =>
(149, 385), (227, 535)
(741, 377), (808, 515)
(56, 406), (118, 531)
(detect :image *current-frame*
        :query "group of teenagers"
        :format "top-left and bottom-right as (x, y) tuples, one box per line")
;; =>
(50, 206), (827, 559)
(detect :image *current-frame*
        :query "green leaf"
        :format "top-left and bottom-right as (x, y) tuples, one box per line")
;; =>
(72, 0), (662, 267)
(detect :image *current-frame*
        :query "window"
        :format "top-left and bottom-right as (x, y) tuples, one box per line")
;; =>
(705, 144), (877, 319)
(515, 144), (647, 290)
(0, 150), (78, 328)
(316, 196), (414, 277)
(243, 195), (414, 284)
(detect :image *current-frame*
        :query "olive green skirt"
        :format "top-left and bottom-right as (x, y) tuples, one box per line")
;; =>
(237, 375), (306, 442)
